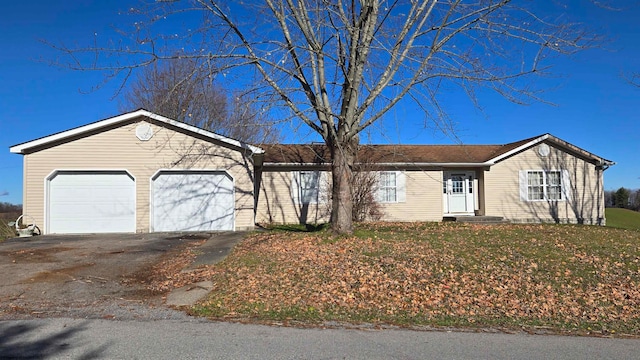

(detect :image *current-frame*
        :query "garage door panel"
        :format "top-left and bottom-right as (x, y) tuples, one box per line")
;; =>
(48, 171), (136, 234)
(153, 171), (234, 232)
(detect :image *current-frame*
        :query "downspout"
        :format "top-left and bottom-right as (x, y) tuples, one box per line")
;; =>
(597, 160), (615, 226)
(252, 151), (265, 228)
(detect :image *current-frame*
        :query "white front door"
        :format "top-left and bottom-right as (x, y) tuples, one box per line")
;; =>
(443, 171), (475, 215)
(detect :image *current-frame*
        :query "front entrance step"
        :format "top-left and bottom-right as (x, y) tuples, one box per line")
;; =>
(442, 216), (509, 224)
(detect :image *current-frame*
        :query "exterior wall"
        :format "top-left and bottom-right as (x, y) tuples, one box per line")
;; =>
(22, 118), (255, 233)
(379, 169), (443, 222)
(255, 168), (443, 224)
(256, 168), (331, 225)
(476, 170), (486, 216)
(483, 142), (605, 225)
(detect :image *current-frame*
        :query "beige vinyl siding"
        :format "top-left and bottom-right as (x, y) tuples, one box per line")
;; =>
(256, 168), (442, 224)
(379, 170), (443, 222)
(483, 143), (605, 224)
(23, 119), (255, 233)
(476, 171), (486, 216)
(256, 169), (331, 224)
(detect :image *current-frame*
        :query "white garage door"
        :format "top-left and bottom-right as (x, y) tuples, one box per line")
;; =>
(152, 171), (234, 232)
(48, 171), (136, 234)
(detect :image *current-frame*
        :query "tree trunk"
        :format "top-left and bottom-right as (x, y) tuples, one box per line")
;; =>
(329, 137), (357, 235)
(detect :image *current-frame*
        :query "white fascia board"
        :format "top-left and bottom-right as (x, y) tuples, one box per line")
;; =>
(10, 110), (149, 154)
(487, 134), (549, 164)
(10, 109), (264, 155)
(487, 133), (615, 167)
(142, 111), (264, 154)
(545, 135), (614, 167)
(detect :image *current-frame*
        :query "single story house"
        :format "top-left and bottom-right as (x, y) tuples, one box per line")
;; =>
(9, 109), (614, 234)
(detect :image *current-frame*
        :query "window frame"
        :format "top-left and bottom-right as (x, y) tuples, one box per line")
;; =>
(298, 170), (320, 205)
(378, 171), (398, 203)
(525, 170), (564, 202)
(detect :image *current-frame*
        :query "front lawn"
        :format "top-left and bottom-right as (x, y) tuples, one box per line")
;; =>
(189, 223), (640, 336)
(606, 208), (640, 231)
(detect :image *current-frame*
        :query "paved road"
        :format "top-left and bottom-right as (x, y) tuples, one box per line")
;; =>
(1, 318), (639, 359)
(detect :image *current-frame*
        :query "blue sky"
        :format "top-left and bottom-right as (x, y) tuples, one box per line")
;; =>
(1, 1), (639, 205)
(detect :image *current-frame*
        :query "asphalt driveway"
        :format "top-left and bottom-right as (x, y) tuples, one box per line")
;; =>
(0, 232), (240, 320)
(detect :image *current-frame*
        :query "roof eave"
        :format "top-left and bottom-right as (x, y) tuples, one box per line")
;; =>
(487, 134), (614, 166)
(263, 162), (331, 167)
(370, 162), (493, 167)
(9, 109), (264, 155)
(10, 109), (151, 154)
(487, 134), (550, 164)
(263, 161), (493, 167)
(143, 112), (264, 154)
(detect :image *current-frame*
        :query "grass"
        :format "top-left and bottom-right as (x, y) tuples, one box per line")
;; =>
(606, 208), (640, 231)
(0, 212), (20, 242)
(191, 222), (640, 336)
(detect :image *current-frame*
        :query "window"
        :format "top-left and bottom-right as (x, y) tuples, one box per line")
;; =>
(299, 171), (320, 204)
(293, 171), (329, 205)
(527, 171), (544, 200)
(526, 170), (563, 201)
(451, 175), (464, 194)
(378, 171), (397, 203)
(377, 171), (406, 203)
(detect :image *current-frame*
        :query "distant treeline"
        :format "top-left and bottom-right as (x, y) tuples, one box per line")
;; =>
(605, 188), (640, 211)
(0, 202), (22, 213)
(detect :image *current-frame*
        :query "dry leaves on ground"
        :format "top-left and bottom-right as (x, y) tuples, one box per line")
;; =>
(139, 239), (217, 293)
(193, 223), (640, 334)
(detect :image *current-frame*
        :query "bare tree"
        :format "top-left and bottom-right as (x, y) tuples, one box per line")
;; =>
(0, 202), (22, 213)
(351, 169), (384, 223)
(53, 1), (596, 234)
(121, 57), (278, 143)
(627, 72), (640, 88)
(351, 150), (385, 222)
(604, 190), (615, 208)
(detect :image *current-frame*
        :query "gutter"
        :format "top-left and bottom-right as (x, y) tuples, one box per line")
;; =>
(599, 160), (615, 171)
(368, 162), (493, 167)
(263, 162), (494, 168)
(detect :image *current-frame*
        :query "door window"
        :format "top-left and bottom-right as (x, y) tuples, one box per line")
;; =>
(451, 175), (465, 194)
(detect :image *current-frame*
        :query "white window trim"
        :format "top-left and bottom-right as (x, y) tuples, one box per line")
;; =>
(376, 171), (406, 204)
(519, 169), (570, 202)
(300, 171), (320, 204)
(292, 171), (328, 205)
(378, 171), (397, 203)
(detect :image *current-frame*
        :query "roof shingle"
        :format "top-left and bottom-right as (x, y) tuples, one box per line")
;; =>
(261, 136), (540, 164)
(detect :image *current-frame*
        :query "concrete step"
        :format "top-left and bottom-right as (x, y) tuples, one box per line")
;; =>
(443, 216), (509, 224)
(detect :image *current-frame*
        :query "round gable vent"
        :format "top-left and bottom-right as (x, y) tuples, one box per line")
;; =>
(136, 123), (154, 141)
(538, 143), (550, 157)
